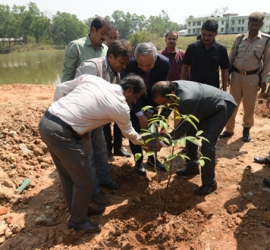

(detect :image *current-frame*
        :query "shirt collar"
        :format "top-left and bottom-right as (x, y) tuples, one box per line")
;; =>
(244, 30), (263, 41)
(165, 47), (178, 54)
(198, 39), (218, 49)
(86, 34), (104, 49)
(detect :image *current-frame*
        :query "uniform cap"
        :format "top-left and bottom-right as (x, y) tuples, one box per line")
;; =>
(249, 12), (264, 22)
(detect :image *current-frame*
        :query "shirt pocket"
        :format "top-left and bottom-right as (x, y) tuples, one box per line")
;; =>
(236, 46), (246, 58)
(210, 56), (220, 71)
(254, 45), (263, 59)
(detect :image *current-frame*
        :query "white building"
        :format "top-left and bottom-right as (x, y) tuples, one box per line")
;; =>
(186, 12), (270, 35)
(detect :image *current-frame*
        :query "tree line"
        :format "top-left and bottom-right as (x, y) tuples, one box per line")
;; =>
(0, 2), (186, 46)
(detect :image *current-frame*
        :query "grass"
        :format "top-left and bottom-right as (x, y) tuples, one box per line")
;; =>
(1, 34), (238, 55)
(154, 34), (237, 54)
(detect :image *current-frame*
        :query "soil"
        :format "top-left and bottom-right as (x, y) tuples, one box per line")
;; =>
(0, 84), (270, 250)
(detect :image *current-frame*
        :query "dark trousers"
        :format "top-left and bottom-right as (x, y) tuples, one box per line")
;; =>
(103, 122), (122, 151)
(128, 110), (143, 162)
(39, 115), (95, 224)
(185, 100), (236, 184)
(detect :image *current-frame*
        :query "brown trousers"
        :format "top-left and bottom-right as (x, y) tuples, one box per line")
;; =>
(225, 72), (259, 132)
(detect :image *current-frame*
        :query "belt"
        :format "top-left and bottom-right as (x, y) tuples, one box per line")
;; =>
(44, 110), (74, 132)
(233, 67), (258, 76)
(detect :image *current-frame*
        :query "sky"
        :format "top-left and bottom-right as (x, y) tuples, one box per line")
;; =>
(2, 0), (270, 24)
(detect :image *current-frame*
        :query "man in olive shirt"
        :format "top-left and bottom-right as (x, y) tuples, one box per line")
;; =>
(61, 17), (111, 82)
(220, 12), (270, 142)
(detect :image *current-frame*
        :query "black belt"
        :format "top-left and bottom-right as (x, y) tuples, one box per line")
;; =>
(44, 110), (74, 132)
(233, 67), (258, 76)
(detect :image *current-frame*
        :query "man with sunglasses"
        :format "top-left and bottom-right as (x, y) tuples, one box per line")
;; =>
(160, 31), (188, 80)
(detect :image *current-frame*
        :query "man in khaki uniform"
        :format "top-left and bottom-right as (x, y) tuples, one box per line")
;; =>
(220, 12), (270, 142)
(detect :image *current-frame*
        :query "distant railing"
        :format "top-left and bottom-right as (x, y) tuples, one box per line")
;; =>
(0, 37), (24, 44)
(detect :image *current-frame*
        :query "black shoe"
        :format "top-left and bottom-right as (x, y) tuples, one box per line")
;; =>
(114, 148), (132, 157)
(181, 147), (187, 154)
(219, 131), (234, 138)
(135, 161), (146, 176)
(91, 191), (110, 206)
(87, 205), (105, 216)
(254, 157), (270, 164)
(68, 220), (101, 233)
(176, 168), (199, 176)
(194, 182), (217, 196)
(100, 180), (120, 190)
(243, 127), (251, 142)
(147, 158), (167, 172)
(263, 178), (270, 187)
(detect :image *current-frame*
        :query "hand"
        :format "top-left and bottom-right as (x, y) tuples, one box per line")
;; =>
(266, 94), (270, 109)
(258, 82), (266, 94)
(144, 111), (153, 120)
(81, 133), (89, 140)
(227, 76), (231, 86)
(138, 115), (148, 129)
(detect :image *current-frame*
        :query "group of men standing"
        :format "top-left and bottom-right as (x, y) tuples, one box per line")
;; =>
(38, 12), (270, 233)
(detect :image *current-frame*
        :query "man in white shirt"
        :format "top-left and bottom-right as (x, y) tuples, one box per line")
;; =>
(38, 74), (145, 233)
(74, 40), (133, 206)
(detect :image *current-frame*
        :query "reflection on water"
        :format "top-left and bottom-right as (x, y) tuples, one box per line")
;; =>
(0, 50), (64, 85)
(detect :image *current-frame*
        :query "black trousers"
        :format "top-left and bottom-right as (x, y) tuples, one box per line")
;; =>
(185, 100), (236, 185)
(103, 122), (122, 151)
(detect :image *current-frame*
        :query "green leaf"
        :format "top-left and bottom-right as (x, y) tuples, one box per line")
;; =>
(178, 154), (190, 160)
(196, 130), (204, 136)
(198, 159), (205, 166)
(188, 114), (200, 123)
(145, 138), (156, 144)
(198, 136), (210, 143)
(172, 139), (182, 146)
(135, 153), (142, 161)
(142, 105), (154, 112)
(141, 132), (152, 137)
(144, 151), (155, 157)
(163, 163), (170, 171)
(166, 154), (177, 161)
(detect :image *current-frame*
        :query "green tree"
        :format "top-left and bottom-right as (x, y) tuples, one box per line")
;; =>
(50, 11), (88, 45)
(111, 10), (133, 38)
(30, 14), (50, 43)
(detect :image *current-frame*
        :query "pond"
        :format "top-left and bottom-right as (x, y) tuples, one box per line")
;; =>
(0, 50), (65, 85)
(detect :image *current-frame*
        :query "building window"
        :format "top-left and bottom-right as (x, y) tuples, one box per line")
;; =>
(241, 27), (244, 31)
(238, 27), (240, 31)
(221, 28), (224, 32)
(232, 20), (235, 25)
(197, 21), (201, 25)
(238, 20), (241, 24)
(193, 29), (195, 33)
(232, 28), (234, 32)
(188, 29), (191, 33)
(193, 22), (195, 26)
(242, 20), (244, 24)
(222, 21), (224, 25)
(188, 22), (191, 26)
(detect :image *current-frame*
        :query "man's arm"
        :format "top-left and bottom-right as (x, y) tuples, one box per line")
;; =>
(259, 36), (270, 94)
(180, 64), (189, 80)
(61, 42), (78, 83)
(221, 68), (229, 91)
(266, 86), (270, 109)
(75, 60), (98, 79)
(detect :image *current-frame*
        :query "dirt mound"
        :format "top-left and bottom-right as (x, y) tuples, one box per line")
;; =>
(1, 84), (270, 249)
